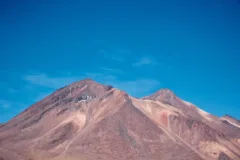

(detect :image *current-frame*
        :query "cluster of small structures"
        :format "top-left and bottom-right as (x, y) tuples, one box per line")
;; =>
(76, 95), (96, 103)
(76, 89), (114, 104)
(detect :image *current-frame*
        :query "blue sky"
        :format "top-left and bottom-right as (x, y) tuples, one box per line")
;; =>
(1, 0), (240, 122)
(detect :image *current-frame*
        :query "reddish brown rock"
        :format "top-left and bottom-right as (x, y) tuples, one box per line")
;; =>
(0, 79), (239, 160)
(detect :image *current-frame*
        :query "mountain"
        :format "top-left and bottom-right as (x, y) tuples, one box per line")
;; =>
(0, 79), (239, 160)
(221, 115), (240, 128)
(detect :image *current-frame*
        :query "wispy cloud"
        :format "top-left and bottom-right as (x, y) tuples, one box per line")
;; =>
(7, 88), (18, 94)
(0, 100), (11, 109)
(0, 100), (27, 110)
(23, 70), (160, 98)
(100, 67), (123, 74)
(0, 81), (19, 94)
(115, 48), (131, 55)
(34, 92), (52, 102)
(0, 100), (28, 122)
(23, 73), (81, 89)
(100, 49), (125, 62)
(132, 56), (158, 67)
(109, 79), (160, 97)
(1, 69), (160, 122)
(85, 72), (160, 97)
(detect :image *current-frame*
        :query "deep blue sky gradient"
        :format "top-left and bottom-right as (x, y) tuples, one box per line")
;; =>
(1, 0), (240, 122)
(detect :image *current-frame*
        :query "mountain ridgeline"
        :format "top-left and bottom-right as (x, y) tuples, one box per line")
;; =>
(0, 79), (239, 160)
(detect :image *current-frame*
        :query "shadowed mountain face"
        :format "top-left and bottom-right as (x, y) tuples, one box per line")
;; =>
(0, 79), (239, 160)
(221, 115), (240, 128)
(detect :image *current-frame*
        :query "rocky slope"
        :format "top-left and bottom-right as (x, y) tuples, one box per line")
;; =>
(0, 79), (239, 160)
(221, 115), (240, 128)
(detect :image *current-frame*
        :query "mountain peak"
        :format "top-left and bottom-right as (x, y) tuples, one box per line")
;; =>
(68, 78), (113, 91)
(31, 78), (115, 111)
(221, 114), (240, 128)
(65, 78), (113, 97)
(143, 88), (176, 102)
(70, 78), (96, 85)
(221, 114), (240, 122)
(222, 114), (236, 119)
(1, 79), (239, 160)
(156, 88), (176, 97)
(142, 88), (201, 117)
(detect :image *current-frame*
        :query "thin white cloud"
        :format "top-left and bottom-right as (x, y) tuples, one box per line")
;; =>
(34, 92), (52, 102)
(109, 79), (160, 97)
(23, 73), (81, 89)
(0, 100), (11, 109)
(85, 72), (160, 97)
(0, 82), (19, 94)
(115, 48), (131, 55)
(23, 71), (160, 98)
(7, 88), (18, 94)
(100, 49), (125, 62)
(99, 49), (108, 54)
(132, 56), (158, 67)
(85, 72), (103, 79)
(111, 56), (124, 62)
(100, 67), (123, 74)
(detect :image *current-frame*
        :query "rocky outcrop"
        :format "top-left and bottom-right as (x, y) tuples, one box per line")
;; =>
(0, 79), (239, 160)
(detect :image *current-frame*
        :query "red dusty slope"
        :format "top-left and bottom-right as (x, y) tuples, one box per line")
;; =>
(0, 79), (239, 160)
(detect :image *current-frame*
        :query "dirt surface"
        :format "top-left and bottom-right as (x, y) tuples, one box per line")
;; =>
(0, 79), (239, 160)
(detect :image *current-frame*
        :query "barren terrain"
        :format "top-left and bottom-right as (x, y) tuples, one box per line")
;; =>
(0, 79), (239, 160)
